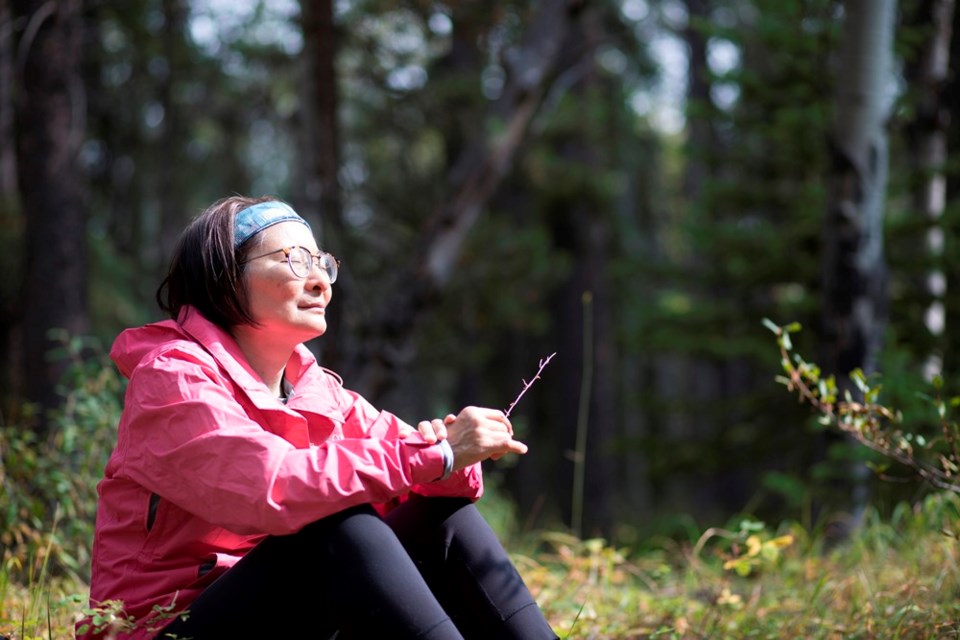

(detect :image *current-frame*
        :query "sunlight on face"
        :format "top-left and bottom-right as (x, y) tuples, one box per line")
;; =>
(240, 221), (332, 347)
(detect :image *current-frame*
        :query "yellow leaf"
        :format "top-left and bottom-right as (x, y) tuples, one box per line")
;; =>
(770, 534), (794, 548)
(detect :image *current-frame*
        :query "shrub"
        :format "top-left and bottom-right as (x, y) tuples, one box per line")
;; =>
(0, 332), (124, 584)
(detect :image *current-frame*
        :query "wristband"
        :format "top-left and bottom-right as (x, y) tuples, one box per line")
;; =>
(437, 439), (454, 481)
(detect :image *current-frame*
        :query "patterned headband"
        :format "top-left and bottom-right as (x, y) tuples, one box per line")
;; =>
(234, 200), (311, 248)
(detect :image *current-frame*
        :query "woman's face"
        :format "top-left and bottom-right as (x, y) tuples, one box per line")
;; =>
(240, 221), (332, 345)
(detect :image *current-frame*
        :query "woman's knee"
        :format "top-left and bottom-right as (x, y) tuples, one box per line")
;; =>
(259, 503), (391, 562)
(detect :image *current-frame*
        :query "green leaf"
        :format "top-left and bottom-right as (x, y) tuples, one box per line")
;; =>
(739, 519), (765, 532)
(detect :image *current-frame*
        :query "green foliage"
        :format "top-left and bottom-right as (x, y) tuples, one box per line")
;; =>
(1, 332), (124, 584)
(767, 319), (960, 494)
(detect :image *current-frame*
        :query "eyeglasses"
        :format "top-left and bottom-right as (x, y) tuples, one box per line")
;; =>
(242, 246), (340, 282)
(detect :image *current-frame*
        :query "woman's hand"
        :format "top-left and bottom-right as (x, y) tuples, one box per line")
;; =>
(443, 406), (528, 471)
(414, 417), (452, 444)
(398, 416), (454, 443)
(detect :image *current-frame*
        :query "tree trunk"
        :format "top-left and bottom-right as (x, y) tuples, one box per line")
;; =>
(298, 0), (347, 372)
(12, 0), (88, 431)
(943, 0), (960, 385)
(0, 0), (21, 415)
(155, 0), (190, 272)
(681, 0), (719, 199)
(820, 0), (897, 529)
(903, 0), (955, 380)
(0, 0), (16, 195)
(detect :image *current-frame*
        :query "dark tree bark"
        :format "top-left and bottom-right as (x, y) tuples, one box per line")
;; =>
(0, 0), (15, 195)
(12, 0), (88, 431)
(0, 0), (21, 415)
(943, 0), (960, 385)
(681, 0), (719, 199)
(155, 0), (190, 270)
(298, 0), (347, 372)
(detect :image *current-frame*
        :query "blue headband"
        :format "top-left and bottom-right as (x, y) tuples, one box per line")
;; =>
(234, 201), (311, 248)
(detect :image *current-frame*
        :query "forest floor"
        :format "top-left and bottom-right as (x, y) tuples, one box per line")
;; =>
(3, 492), (960, 639)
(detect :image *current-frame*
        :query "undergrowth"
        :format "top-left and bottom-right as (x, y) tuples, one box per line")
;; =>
(3, 492), (958, 639)
(517, 492), (960, 639)
(2, 334), (960, 638)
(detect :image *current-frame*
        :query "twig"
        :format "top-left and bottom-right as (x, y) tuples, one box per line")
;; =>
(504, 352), (557, 417)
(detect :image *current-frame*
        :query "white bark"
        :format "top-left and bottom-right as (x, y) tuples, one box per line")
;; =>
(819, 0), (898, 530)
(822, 0), (897, 378)
(914, 0), (956, 380)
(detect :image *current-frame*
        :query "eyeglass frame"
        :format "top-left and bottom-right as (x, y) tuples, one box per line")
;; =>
(241, 246), (340, 282)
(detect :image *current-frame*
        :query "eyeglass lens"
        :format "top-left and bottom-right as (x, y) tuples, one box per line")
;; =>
(287, 247), (338, 282)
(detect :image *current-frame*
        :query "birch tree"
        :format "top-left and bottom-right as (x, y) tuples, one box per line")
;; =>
(820, 0), (898, 524)
(903, 0), (955, 380)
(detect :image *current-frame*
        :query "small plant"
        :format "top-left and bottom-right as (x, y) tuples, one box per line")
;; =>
(719, 520), (794, 578)
(765, 319), (960, 494)
(74, 598), (136, 638)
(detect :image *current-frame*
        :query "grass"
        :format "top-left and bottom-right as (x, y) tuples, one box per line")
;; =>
(520, 493), (960, 639)
(3, 493), (960, 639)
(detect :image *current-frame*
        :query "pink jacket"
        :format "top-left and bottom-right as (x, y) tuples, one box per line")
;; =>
(82, 306), (482, 639)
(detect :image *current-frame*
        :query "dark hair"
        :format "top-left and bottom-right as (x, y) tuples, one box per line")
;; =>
(156, 195), (279, 329)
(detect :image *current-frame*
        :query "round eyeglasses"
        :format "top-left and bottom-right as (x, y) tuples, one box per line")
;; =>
(242, 246), (340, 282)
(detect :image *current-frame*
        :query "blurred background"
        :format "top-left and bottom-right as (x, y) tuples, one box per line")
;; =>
(4, 0), (958, 550)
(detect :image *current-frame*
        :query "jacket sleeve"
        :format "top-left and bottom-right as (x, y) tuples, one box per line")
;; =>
(335, 388), (484, 501)
(115, 347), (448, 536)
(411, 463), (484, 500)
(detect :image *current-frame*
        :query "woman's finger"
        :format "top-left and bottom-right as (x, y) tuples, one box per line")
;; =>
(431, 418), (448, 441)
(417, 420), (438, 443)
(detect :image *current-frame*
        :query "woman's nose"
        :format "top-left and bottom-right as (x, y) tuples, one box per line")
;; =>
(306, 265), (332, 291)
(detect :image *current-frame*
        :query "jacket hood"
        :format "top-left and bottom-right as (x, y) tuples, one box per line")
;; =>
(110, 319), (188, 379)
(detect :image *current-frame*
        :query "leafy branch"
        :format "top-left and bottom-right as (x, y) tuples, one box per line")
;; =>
(764, 319), (960, 494)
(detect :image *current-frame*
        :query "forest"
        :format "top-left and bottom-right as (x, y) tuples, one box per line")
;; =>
(4, 0), (960, 637)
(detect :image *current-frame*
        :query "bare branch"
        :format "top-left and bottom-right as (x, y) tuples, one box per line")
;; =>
(504, 352), (557, 417)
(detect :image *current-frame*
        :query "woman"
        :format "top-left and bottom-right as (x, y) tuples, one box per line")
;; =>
(82, 196), (558, 639)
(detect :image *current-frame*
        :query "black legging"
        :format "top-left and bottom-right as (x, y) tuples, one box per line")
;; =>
(158, 496), (559, 639)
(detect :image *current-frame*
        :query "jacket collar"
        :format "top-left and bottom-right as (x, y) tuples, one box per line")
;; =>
(176, 305), (320, 397)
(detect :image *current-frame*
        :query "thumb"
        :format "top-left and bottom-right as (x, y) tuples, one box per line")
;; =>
(503, 439), (528, 455)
